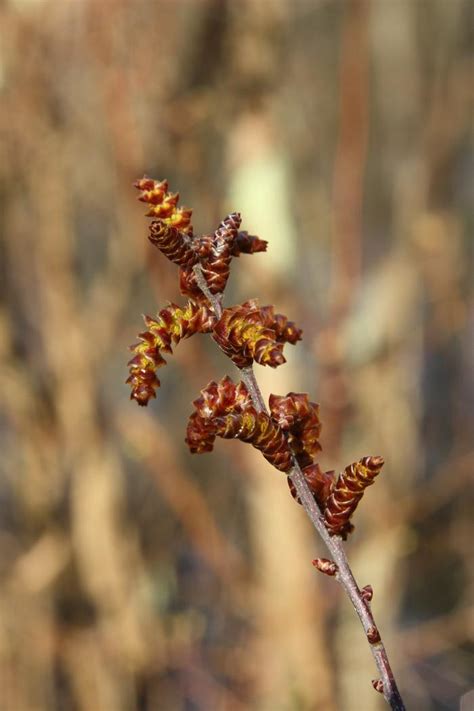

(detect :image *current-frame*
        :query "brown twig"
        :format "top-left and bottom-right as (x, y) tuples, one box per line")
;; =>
(193, 264), (406, 710)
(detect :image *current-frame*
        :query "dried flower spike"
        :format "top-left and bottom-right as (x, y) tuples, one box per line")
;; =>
(185, 376), (253, 453)
(213, 300), (301, 368)
(195, 213), (241, 294)
(213, 409), (293, 472)
(134, 176), (168, 202)
(134, 176), (193, 232)
(148, 220), (197, 269)
(231, 230), (267, 256)
(134, 176), (196, 269)
(259, 305), (303, 345)
(178, 220), (268, 301)
(269, 392), (321, 466)
(192, 376), (253, 419)
(127, 301), (215, 405)
(323, 456), (385, 539)
(186, 378), (293, 472)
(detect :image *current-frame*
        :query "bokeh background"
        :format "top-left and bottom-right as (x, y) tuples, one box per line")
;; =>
(0, 0), (472, 709)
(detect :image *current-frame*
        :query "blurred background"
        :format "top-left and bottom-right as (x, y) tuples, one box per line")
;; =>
(0, 0), (472, 709)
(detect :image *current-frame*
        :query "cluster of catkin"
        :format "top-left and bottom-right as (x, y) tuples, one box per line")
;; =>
(127, 177), (384, 539)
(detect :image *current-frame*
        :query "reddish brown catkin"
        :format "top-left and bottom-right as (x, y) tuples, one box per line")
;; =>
(196, 213), (241, 294)
(231, 230), (268, 256)
(148, 220), (197, 268)
(192, 376), (253, 419)
(186, 377), (292, 472)
(213, 301), (295, 368)
(269, 392), (322, 466)
(259, 304), (303, 345)
(135, 176), (193, 232)
(135, 176), (196, 268)
(212, 410), (293, 472)
(127, 301), (215, 405)
(323, 456), (385, 539)
(185, 376), (253, 452)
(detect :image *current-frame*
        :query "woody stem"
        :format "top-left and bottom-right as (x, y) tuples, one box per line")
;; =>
(240, 365), (405, 711)
(193, 265), (223, 318)
(193, 264), (405, 710)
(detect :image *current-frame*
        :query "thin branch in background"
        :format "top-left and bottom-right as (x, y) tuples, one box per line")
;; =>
(116, 409), (247, 585)
(329, 0), (370, 321)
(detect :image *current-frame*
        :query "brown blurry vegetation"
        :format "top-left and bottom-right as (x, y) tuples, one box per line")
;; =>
(0, 1), (472, 710)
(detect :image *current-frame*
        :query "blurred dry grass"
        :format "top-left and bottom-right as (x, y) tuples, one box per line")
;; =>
(0, 1), (472, 710)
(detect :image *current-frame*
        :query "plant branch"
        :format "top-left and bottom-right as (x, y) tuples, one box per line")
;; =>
(240, 366), (405, 711)
(193, 263), (405, 710)
(193, 265), (223, 319)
